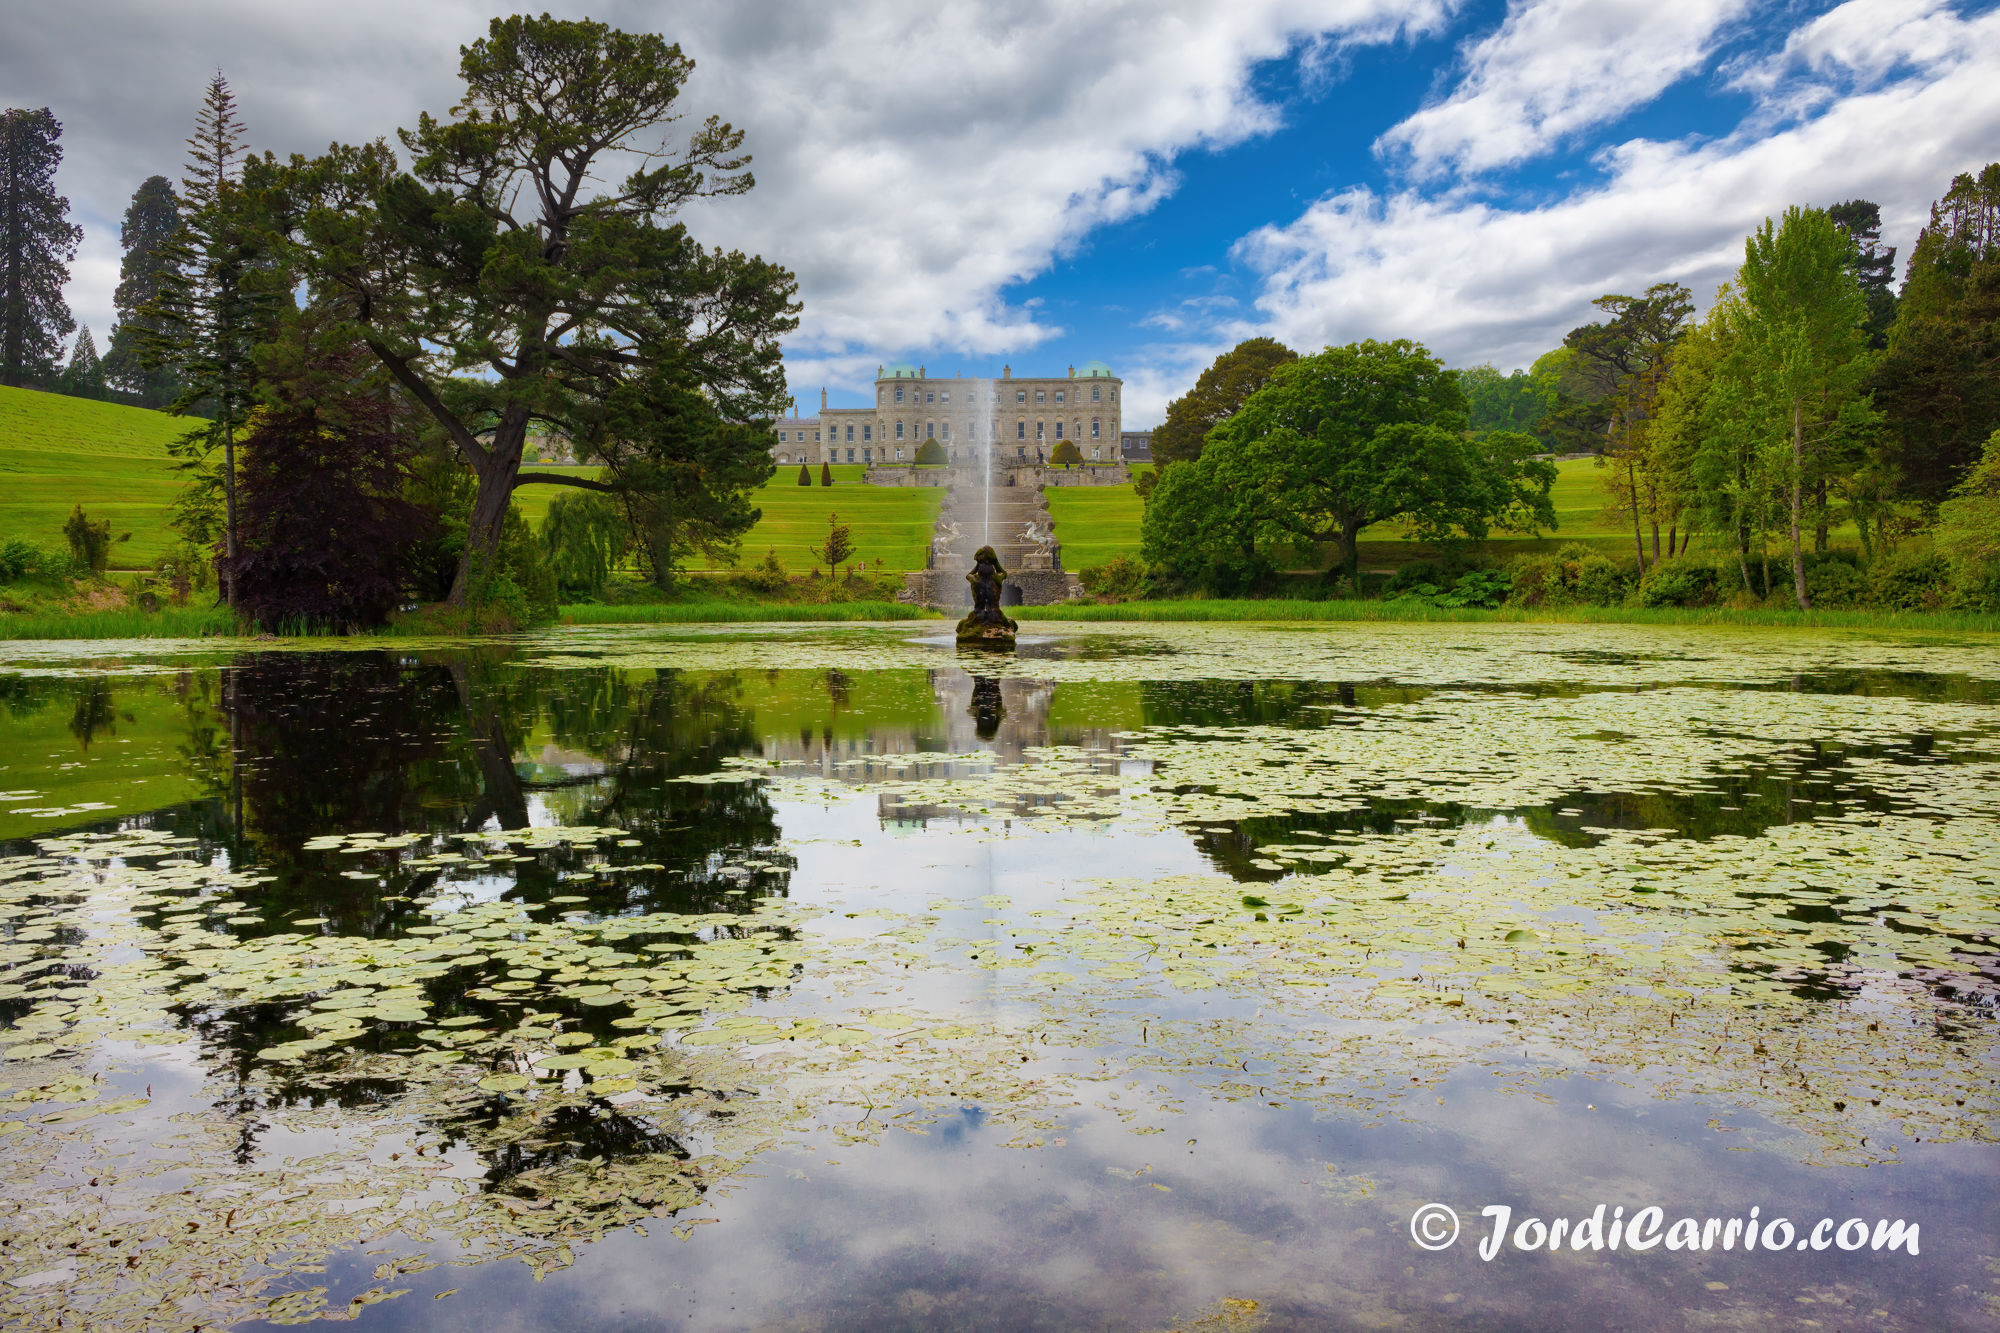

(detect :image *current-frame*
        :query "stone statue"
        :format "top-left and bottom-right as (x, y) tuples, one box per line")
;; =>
(956, 545), (1017, 644)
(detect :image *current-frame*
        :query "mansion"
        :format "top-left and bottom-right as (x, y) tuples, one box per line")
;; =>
(770, 361), (1123, 467)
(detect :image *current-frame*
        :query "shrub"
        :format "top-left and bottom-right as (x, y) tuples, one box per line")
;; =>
(1050, 440), (1083, 467)
(63, 505), (117, 575)
(0, 538), (51, 583)
(1506, 542), (1629, 608)
(1440, 568), (1509, 608)
(1864, 549), (1952, 610)
(1636, 556), (1720, 608)
(1802, 552), (1865, 608)
(820, 461), (833, 486)
(1079, 555), (1146, 601)
(743, 547), (788, 594)
(797, 463), (812, 486)
(151, 541), (216, 604)
(914, 439), (946, 466)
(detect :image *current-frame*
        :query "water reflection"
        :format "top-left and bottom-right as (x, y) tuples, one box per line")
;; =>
(0, 628), (1995, 1331)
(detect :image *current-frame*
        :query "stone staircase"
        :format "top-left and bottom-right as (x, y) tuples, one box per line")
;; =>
(901, 458), (1083, 608)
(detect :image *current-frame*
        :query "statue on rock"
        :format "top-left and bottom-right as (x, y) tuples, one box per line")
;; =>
(956, 545), (1017, 645)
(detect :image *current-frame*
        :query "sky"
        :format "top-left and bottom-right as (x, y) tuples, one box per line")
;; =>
(8, 0), (1999, 426)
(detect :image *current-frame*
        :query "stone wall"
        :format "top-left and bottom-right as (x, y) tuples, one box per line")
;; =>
(862, 466), (950, 487)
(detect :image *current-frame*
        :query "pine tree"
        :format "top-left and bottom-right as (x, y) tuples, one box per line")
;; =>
(57, 323), (104, 398)
(103, 175), (181, 404)
(1827, 200), (1898, 349)
(143, 74), (281, 611)
(0, 107), (82, 388)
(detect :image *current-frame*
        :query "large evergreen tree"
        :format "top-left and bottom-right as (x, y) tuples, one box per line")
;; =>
(1871, 164), (2000, 507)
(0, 107), (82, 388)
(143, 74), (284, 611)
(263, 15), (796, 604)
(103, 175), (182, 404)
(1826, 199), (1898, 348)
(1150, 337), (1296, 467)
(57, 323), (104, 397)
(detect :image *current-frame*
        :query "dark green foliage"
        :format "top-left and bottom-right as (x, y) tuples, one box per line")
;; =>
(1078, 555), (1146, 600)
(1635, 556), (1720, 608)
(797, 462), (812, 485)
(820, 461), (833, 486)
(539, 490), (629, 597)
(56, 324), (105, 398)
(1457, 364), (1554, 445)
(1506, 544), (1628, 607)
(1864, 549), (1954, 610)
(741, 547), (788, 593)
(228, 340), (434, 630)
(914, 439), (946, 466)
(1802, 552), (1865, 608)
(1050, 439), (1083, 467)
(1872, 164), (2000, 506)
(1151, 337), (1296, 466)
(103, 175), (183, 405)
(0, 108), (82, 387)
(813, 512), (854, 578)
(63, 504), (117, 574)
(1827, 199), (1898, 348)
(264, 14), (796, 604)
(1388, 565), (1510, 608)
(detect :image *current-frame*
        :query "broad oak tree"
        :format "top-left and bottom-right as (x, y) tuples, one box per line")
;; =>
(0, 107), (81, 387)
(263, 15), (797, 603)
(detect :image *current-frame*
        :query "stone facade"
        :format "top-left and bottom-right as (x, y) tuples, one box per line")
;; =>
(769, 361), (1124, 468)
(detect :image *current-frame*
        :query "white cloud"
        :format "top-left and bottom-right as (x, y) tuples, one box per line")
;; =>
(7, 0), (1459, 397)
(1234, 1), (2000, 371)
(1376, 0), (1752, 178)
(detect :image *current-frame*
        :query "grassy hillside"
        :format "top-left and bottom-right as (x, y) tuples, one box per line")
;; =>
(1044, 456), (1860, 573)
(0, 387), (944, 574)
(0, 385), (189, 565)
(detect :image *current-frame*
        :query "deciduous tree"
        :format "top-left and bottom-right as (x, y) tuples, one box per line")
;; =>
(0, 107), (81, 387)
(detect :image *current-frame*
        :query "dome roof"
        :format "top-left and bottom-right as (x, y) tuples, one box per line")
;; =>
(1077, 359), (1115, 378)
(881, 361), (921, 379)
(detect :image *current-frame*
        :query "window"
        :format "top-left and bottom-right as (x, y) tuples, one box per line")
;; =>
(845, 425), (854, 442)
(895, 421), (904, 439)
(863, 425), (872, 441)
(1036, 421), (1045, 440)
(895, 386), (904, 403)
(1035, 389), (1045, 403)
(863, 448), (871, 463)
(1016, 390), (1025, 403)
(941, 421), (950, 439)
(1091, 418), (1101, 438)
(941, 391), (950, 403)
(779, 453), (789, 464)
(896, 446), (904, 459)
(1055, 390), (1064, 404)
(846, 448), (854, 462)
(925, 391), (934, 404)
(1054, 422), (1064, 440)
(1090, 446), (1099, 460)
(927, 421), (935, 439)
(1092, 386), (1101, 402)
(1016, 445), (1026, 458)
(1016, 421), (1025, 439)
(778, 431), (787, 442)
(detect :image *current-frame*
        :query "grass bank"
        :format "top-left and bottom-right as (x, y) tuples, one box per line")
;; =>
(559, 600), (940, 624)
(0, 605), (242, 640)
(1012, 599), (2000, 632)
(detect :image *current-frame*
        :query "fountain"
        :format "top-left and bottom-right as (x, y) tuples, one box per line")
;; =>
(955, 545), (1017, 645)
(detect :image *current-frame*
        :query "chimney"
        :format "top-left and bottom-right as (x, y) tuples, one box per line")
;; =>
(1002, 364), (1010, 379)
(919, 364), (926, 377)
(820, 386), (828, 411)
(1067, 364), (1075, 377)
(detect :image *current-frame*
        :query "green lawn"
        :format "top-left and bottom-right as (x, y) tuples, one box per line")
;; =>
(0, 387), (944, 575)
(0, 385), (190, 565)
(1044, 457), (1863, 574)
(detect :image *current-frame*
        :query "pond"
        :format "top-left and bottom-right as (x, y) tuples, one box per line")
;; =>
(0, 622), (1994, 1331)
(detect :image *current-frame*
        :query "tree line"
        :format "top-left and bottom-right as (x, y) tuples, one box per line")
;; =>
(1137, 169), (2000, 611)
(2, 14), (798, 629)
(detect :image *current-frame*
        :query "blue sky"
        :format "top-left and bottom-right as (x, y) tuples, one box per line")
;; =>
(12, 0), (2000, 424)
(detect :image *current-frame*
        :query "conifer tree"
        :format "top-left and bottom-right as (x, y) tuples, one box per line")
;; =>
(103, 175), (182, 403)
(57, 323), (104, 397)
(143, 74), (283, 611)
(0, 107), (82, 388)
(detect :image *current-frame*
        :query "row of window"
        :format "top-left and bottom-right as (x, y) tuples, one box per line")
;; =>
(776, 442), (1114, 466)
(886, 385), (1112, 406)
(783, 418), (1107, 445)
